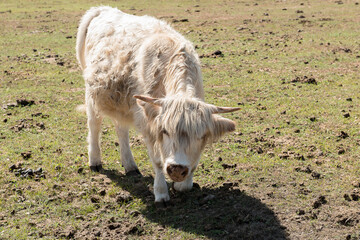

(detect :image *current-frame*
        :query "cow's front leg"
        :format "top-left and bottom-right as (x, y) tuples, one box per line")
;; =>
(87, 102), (103, 171)
(114, 125), (140, 176)
(153, 164), (170, 206)
(145, 142), (170, 206)
(173, 172), (193, 192)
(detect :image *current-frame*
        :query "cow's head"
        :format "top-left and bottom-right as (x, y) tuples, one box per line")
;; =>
(135, 95), (240, 182)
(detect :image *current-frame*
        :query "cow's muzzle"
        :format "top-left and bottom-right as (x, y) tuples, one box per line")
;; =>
(166, 164), (189, 182)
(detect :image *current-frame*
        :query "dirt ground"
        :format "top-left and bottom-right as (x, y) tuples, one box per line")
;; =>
(1, 0), (360, 239)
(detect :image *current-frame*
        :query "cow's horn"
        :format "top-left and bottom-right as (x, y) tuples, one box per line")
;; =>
(133, 95), (161, 106)
(212, 106), (240, 114)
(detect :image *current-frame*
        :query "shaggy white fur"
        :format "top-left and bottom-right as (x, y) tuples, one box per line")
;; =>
(76, 6), (239, 204)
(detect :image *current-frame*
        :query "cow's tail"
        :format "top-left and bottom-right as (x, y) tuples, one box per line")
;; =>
(76, 7), (103, 70)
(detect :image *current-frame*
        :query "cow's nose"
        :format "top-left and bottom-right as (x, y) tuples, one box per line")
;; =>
(166, 164), (189, 182)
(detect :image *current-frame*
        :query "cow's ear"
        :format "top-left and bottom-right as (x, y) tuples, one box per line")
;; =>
(212, 106), (240, 114)
(213, 116), (236, 137)
(134, 95), (161, 106)
(135, 96), (161, 120)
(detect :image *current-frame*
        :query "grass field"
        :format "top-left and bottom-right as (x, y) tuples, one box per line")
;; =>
(1, 0), (360, 239)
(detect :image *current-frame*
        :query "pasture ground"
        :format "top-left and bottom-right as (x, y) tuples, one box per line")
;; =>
(1, 0), (360, 239)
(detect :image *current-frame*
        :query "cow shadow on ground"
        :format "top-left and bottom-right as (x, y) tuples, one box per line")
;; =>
(101, 169), (289, 240)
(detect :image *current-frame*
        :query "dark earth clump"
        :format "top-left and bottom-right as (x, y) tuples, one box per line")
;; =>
(344, 194), (352, 201)
(313, 195), (327, 209)
(21, 151), (32, 160)
(172, 18), (189, 23)
(295, 165), (312, 174)
(311, 171), (321, 179)
(343, 113), (350, 118)
(291, 76), (317, 85)
(221, 163), (237, 169)
(338, 148), (346, 154)
(200, 50), (224, 58)
(116, 192), (133, 203)
(296, 209), (305, 215)
(9, 164), (45, 180)
(2, 99), (35, 109)
(10, 119), (46, 132)
(309, 117), (316, 122)
(338, 131), (349, 139)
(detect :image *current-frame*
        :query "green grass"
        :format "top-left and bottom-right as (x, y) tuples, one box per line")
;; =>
(1, 0), (360, 239)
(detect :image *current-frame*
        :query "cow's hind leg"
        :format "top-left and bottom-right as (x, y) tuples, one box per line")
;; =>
(87, 102), (103, 171)
(115, 126), (140, 175)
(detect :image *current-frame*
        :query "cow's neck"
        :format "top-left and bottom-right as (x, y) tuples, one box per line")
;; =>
(163, 51), (203, 99)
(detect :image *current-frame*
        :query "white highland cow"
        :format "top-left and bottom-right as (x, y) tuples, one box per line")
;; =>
(76, 6), (240, 206)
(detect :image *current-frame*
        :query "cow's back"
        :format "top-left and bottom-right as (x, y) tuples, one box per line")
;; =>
(82, 7), (174, 121)
(80, 6), (201, 124)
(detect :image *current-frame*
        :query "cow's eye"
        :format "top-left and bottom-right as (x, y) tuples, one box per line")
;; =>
(201, 133), (208, 141)
(162, 129), (169, 136)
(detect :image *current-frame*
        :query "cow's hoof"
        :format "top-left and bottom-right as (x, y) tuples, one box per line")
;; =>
(90, 165), (102, 172)
(126, 169), (142, 176)
(155, 200), (172, 209)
